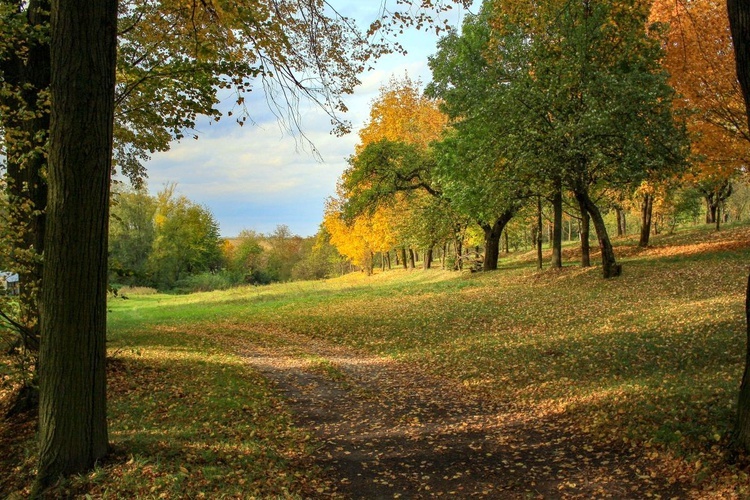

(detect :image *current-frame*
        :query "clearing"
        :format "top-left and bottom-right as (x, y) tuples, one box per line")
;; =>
(2, 224), (750, 497)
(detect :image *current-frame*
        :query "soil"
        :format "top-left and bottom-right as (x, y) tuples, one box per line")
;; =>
(227, 330), (687, 499)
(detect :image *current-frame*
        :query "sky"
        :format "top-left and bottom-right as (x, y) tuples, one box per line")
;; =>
(139, 2), (476, 238)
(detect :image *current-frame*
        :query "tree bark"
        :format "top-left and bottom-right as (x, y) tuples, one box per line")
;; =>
(576, 191), (621, 279)
(0, 0), (51, 352)
(728, 0), (750, 453)
(482, 208), (515, 271)
(551, 183), (563, 268)
(400, 247), (408, 270)
(706, 195), (717, 224)
(728, 0), (750, 132)
(36, 0), (117, 488)
(735, 273), (750, 451)
(716, 204), (722, 231)
(639, 193), (653, 247)
(536, 196), (543, 270)
(424, 246), (433, 270)
(577, 197), (591, 267)
(408, 248), (415, 269)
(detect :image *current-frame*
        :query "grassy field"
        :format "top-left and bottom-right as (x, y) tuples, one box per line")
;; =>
(2, 223), (750, 497)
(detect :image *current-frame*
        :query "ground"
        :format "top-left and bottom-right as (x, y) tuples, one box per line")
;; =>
(223, 328), (688, 498)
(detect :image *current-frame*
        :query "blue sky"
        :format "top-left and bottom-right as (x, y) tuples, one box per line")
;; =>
(140, 2), (476, 238)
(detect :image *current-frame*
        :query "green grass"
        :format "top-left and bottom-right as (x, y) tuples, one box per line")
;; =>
(106, 224), (750, 495)
(3, 223), (750, 496)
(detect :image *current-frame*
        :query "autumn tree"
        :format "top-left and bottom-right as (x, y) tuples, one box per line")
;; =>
(324, 197), (396, 274)
(727, 0), (750, 454)
(340, 75), (451, 266)
(652, 0), (750, 229)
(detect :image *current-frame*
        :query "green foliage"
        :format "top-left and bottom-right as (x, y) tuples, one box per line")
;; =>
(148, 186), (223, 289)
(108, 184), (223, 291)
(109, 185), (157, 284)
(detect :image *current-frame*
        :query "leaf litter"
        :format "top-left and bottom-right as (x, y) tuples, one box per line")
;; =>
(219, 328), (689, 498)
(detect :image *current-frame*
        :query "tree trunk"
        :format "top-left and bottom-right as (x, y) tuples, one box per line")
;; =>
(706, 195), (717, 224)
(400, 247), (408, 270)
(716, 204), (722, 231)
(577, 197), (591, 267)
(576, 191), (621, 279)
(36, 0), (117, 488)
(503, 228), (509, 254)
(0, 0), (51, 353)
(408, 249), (415, 269)
(454, 237), (463, 270)
(536, 196), (543, 270)
(482, 209), (515, 271)
(727, 0), (750, 453)
(551, 185), (562, 268)
(728, 0), (750, 132)
(386, 251), (391, 270)
(735, 273), (750, 451)
(639, 193), (653, 247)
(424, 246), (433, 270)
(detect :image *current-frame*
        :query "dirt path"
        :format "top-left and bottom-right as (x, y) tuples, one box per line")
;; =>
(225, 330), (686, 499)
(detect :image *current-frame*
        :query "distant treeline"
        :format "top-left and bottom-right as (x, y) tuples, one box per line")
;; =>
(108, 185), (346, 292)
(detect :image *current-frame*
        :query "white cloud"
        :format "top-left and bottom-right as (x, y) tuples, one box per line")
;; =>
(141, 1), (477, 237)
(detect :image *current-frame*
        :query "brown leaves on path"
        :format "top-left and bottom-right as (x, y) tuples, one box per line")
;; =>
(219, 329), (688, 499)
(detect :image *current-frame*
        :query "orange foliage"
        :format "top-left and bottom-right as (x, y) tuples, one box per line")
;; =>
(651, 0), (750, 184)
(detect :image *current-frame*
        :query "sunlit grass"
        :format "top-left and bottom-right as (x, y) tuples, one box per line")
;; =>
(108, 224), (750, 495)
(3, 223), (750, 496)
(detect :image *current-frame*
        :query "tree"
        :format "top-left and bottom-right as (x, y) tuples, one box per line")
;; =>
(727, 0), (750, 454)
(652, 0), (750, 228)
(148, 185), (222, 289)
(0, 0), (50, 352)
(483, 0), (687, 278)
(35, 0), (117, 488)
(109, 186), (157, 284)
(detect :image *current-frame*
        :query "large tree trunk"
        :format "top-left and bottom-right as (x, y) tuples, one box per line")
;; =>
(408, 248), (415, 269)
(577, 197), (591, 267)
(551, 183), (563, 268)
(482, 223), (500, 271)
(728, 0), (750, 131)
(728, 0), (750, 453)
(400, 247), (408, 270)
(639, 193), (654, 247)
(735, 274), (750, 451)
(0, 0), (51, 352)
(576, 191), (621, 279)
(36, 0), (117, 488)
(482, 208), (515, 271)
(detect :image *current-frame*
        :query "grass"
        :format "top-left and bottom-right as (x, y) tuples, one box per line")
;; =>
(2, 222), (750, 496)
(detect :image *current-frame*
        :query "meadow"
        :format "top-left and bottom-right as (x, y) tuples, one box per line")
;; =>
(2, 223), (750, 497)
